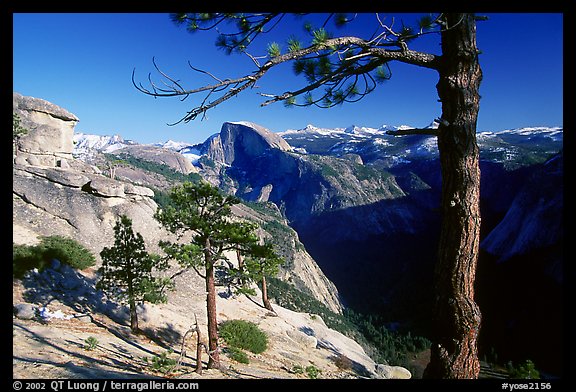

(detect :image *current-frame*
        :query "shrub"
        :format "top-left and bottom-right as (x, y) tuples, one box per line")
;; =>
(13, 236), (96, 278)
(507, 359), (540, 379)
(144, 349), (177, 374)
(40, 236), (96, 270)
(305, 365), (322, 379)
(291, 364), (304, 374)
(225, 346), (250, 364)
(219, 319), (268, 354)
(84, 336), (99, 351)
(13, 113), (28, 140)
(13, 243), (49, 278)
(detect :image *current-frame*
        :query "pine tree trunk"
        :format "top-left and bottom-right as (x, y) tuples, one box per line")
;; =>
(424, 13), (483, 379)
(261, 275), (274, 312)
(204, 239), (220, 369)
(129, 298), (139, 333)
(127, 266), (139, 333)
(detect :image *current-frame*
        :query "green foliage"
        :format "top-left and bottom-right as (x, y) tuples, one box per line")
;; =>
(83, 336), (99, 351)
(418, 15), (435, 31)
(375, 64), (392, 84)
(219, 319), (268, 354)
(267, 42), (281, 58)
(507, 359), (540, 379)
(283, 96), (297, 108)
(398, 25), (415, 42)
(156, 181), (271, 296)
(305, 365), (322, 379)
(334, 13), (351, 27)
(242, 242), (282, 282)
(162, 13), (449, 121)
(309, 156), (339, 178)
(151, 188), (172, 210)
(38, 236), (97, 270)
(105, 153), (202, 184)
(13, 113), (28, 140)
(155, 181), (241, 240)
(311, 28), (330, 46)
(197, 155), (216, 169)
(243, 200), (304, 261)
(97, 215), (170, 310)
(343, 308), (431, 367)
(225, 346), (250, 364)
(144, 349), (177, 374)
(267, 275), (430, 368)
(267, 277), (351, 333)
(260, 221), (296, 264)
(141, 276), (174, 304)
(13, 236), (96, 278)
(13, 243), (49, 278)
(291, 364), (304, 374)
(287, 36), (302, 53)
(292, 58), (307, 76)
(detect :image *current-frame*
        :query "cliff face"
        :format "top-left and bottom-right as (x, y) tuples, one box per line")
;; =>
(480, 151), (563, 269)
(206, 121), (292, 165)
(13, 92), (78, 167)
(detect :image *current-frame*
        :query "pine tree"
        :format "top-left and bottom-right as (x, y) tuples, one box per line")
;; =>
(97, 215), (170, 333)
(155, 181), (265, 369)
(242, 242), (283, 312)
(13, 113), (28, 156)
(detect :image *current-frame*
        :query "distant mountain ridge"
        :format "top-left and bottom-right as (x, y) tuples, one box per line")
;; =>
(73, 124), (562, 169)
(72, 132), (137, 159)
(278, 124), (562, 167)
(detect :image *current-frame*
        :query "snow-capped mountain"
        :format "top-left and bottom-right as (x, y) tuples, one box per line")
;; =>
(278, 124), (562, 167)
(73, 133), (204, 164)
(278, 122), (438, 158)
(279, 123), (416, 141)
(72, 132), (137, 159)
(153, 140), (204, 164)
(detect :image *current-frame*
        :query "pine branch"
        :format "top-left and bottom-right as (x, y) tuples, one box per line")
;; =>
(386, 128), (439, 136)
(134, 31), (440, 123)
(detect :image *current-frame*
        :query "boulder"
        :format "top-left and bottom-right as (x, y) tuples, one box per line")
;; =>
(13, 92), (78, 166)
(13, 92), (78, 122)
(375, 363), (412, 379)
(286, 329), (318, 349)
(19, 166), (91, 188)
(13, 303), (37, 320)
(85, 177), (126, 198)
(124, 183), (155, 198)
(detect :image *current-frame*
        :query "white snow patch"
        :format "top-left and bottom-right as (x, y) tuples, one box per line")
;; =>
(39, 306), (73, 321)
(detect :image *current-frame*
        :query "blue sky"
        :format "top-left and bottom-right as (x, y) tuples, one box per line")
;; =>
(13, 13), (563, 145)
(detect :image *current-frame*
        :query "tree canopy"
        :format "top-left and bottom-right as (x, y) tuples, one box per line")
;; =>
(98, 215), (171, 332)
(155, 181), (282, 368)
(133, 13), (451, 125)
